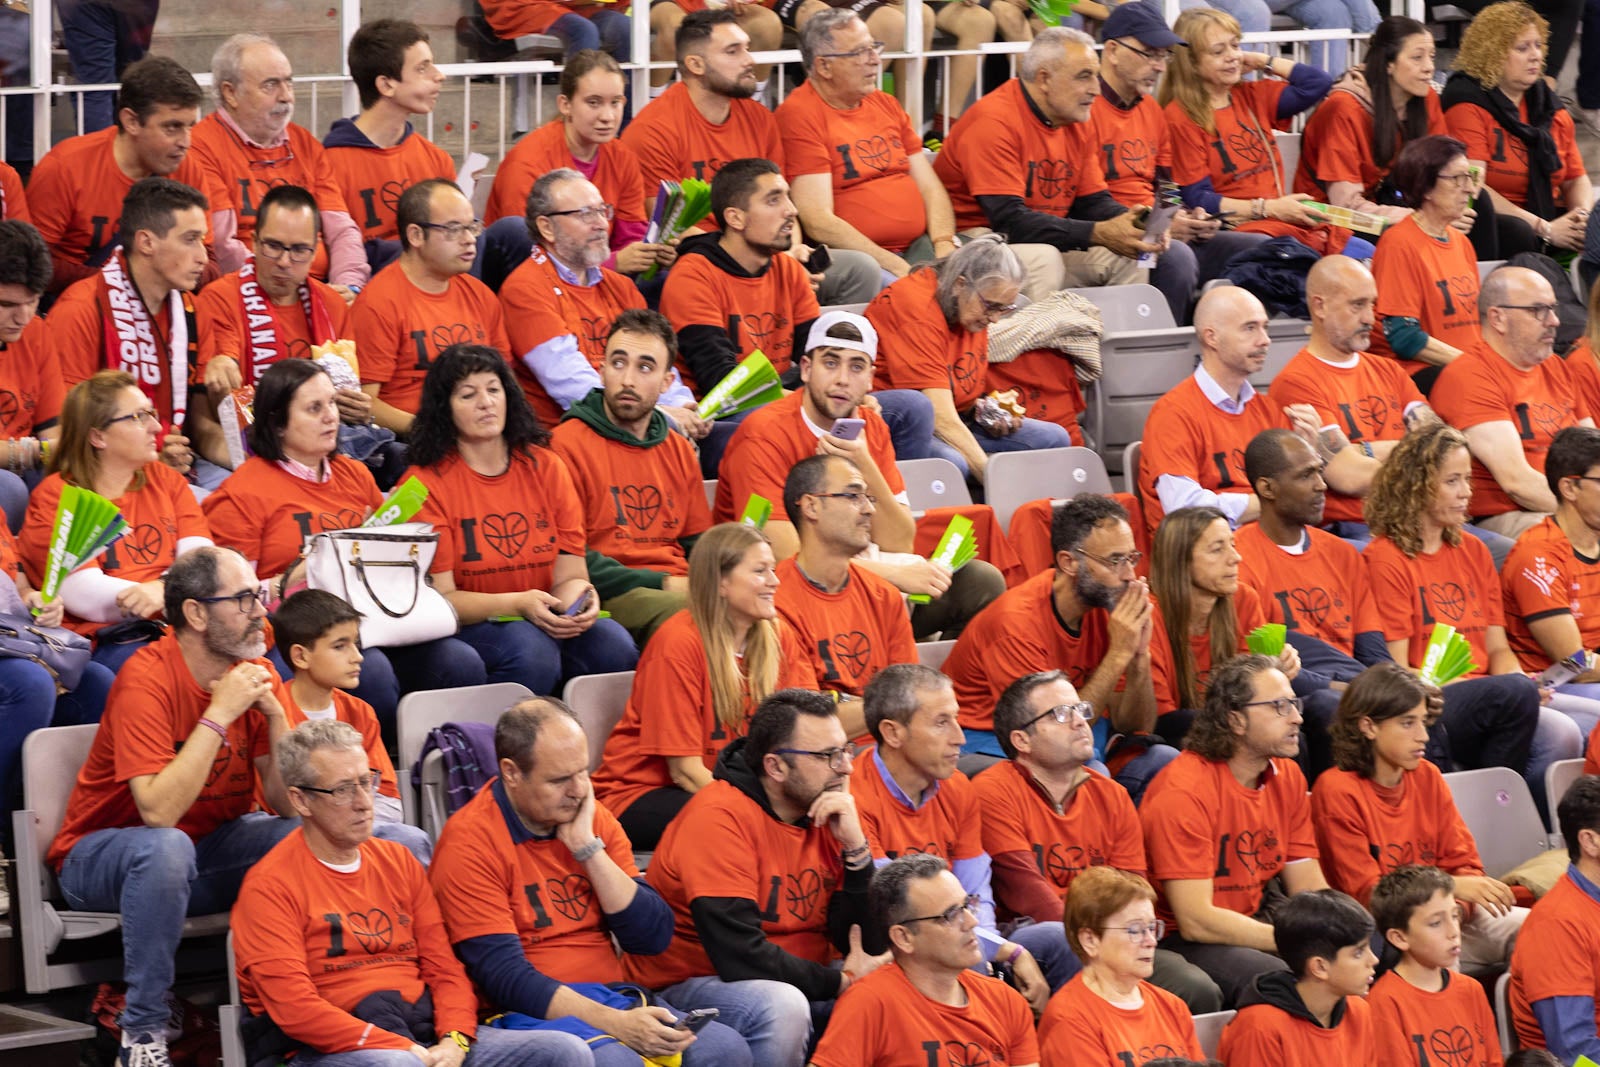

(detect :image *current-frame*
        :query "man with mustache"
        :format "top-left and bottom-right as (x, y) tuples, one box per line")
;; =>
(47, 546), (298, 1067)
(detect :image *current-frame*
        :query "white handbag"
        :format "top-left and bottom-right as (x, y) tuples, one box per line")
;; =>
(303, 522), (458, 648)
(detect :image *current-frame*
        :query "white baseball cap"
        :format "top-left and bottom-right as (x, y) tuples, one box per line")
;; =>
(804, 310), (879, 361)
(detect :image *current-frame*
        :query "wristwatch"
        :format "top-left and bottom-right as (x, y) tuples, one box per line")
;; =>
(446, 1030), (473, 1051)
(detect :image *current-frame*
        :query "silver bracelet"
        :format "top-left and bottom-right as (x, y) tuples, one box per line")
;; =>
(571, 836), (605, 863)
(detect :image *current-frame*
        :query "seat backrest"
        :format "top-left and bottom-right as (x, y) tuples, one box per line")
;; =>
(1123, 440), (1142, 497)
(1087, 326), (1199, 466)
(820, 303), (868, 317)
(1193, 1010), (1235, 1060)
(1494, 970), (1516, 1056)
(704, 479), (717, 510)
(562, 671), (637, 772)
(1274, 132), (1302, 188)
(1442, 766), (1550, 879)
(986, 447), (1112, 533)
(898, 457), (973, 511)
(1545, 758), (1586, 839)
(396, 682), (534, 823)
(917, 639), (956, 672)
(1065, 285), (1175, 332)
(1256, 318), (1312, 391)
(21, 725), (98, 870)
(1479, 259), (1506, 281)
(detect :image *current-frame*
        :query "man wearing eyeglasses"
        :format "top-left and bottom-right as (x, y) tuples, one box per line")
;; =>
(48, 546), (299, 1067)
(1431, 265), (1595, 541)
(351, 179), (510, 435)
(626, 689), (890, 1067)
(1140, 654), (1331, 1009)
(809, 854), (1040, 1067)
(234, 719), (596, 1067)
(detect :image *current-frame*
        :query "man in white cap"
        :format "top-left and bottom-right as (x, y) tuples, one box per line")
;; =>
(716, 311), (1003, 639)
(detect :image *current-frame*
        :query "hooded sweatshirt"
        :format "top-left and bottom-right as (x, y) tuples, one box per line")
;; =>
(323, 117), (456, 271)
(1219, 969), (1374, 1067)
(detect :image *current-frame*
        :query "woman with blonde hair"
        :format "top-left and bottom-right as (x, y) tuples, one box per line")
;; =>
(593, 522), (814, 849)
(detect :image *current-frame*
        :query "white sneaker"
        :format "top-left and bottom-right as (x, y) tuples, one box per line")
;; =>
(118, 1032), (172, 1067)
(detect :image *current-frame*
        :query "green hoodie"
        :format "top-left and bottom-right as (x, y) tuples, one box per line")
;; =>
(560, 388), (703, 599)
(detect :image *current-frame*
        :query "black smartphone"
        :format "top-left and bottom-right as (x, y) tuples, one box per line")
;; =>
(809, 244), (832, 274)
(677, 1008), (720, 1033)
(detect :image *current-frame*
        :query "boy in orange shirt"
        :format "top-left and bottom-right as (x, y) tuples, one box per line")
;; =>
(1368, 865), (1504, 1067)
(1217, 890), (1378, 1067)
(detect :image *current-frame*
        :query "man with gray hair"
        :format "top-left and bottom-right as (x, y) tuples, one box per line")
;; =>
(48, 546), (298, 1067)
(188, 33), (368, 295)
(234, 719), (595, 1067)
(1430, 264), (1596, 539)
(775, 10), (959, 283)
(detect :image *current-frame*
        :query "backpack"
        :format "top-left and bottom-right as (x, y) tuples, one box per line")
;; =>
(413, 720), (499, 819)
(1506, 251), (1586, 355)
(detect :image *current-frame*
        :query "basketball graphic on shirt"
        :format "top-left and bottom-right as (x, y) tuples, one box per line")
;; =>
(1286, 588), (1331, 628)
(346, 908), (394, 953)
(854, 135), (894, 173)
(125, 523), (166, 566)
(1449, 274), (1478, 306)
(546, 874), (594, 922)
(1531, 402), (1573, 436)
(1428, 582), (1467, 622)
(318, 508), (366, 531)
(581, 316), (610, 353)
(1118, 138), (1152, 177)
(785, 868), (823, 921)
(951, 346), (983, 390)
(1353, 395), (1389, 436)
(0, 389), (20, 432)
(943, 1041), (992, 1067)
(1135, 1043), (1183, 1063)
(1429, 1025), (1476, 1067)
(481, 513), (530, 559)
(379, 180), (407, 215)
(740, 311), (787, 355)
(1028, 159), (1076, 201)
(431, 323), (473, 352)
(1232, 828), (1265, 874)
(1227, 129), (1268, 166)
(619, 486), (663, 530)
(1383, 840), (1417, 869)
(831, 630), (873, 677)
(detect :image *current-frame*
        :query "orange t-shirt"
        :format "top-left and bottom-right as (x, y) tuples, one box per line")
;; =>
(1510, 870), (1600, 1049)
(1219, 995), (1374, 1067)
(1235, 522), (1382, 654)
(657, 242), (819, 393)
(0, 161), (27, 223)
(712, 389), (904, 523)
(1370, 214), (1482, 367)
(935, 78), (1109, 232)
(0, 316), (68, 438)
(194, 269), (350, 378)
(278, 687), (399, 800)
(1038, 976), (1203, 1067)
(20, 465), (211, 637)
(479, 0), (605, 37)
(498, 248), (646, 429)
(1309, 763), (1485, 907)
(867, 270), (988, 413)
(776, 82), (926, 254)
(1430, 340), (1586, 518)
(202, 454), (382, 576)
(1147, 584), (1268, 713)
(349, 261), (510, 416)
(985, 349), (1088, 441)
(972, 759), (1145, 908)
(485, 121), (646, 229)
(1141, 750), (1317, 926)
(620, 83), (785, 210)
(1090, 91), (1175, 209)
(48, 634), (277, 869)
(1503, 516), (1600, 672)
(1444, 101), (1585, 209)
(810, 963), (1038, 1067)
(549, 415), (711, 579)
(1137, 375), (1284, 535)
(1267, 348), (1425, 522)
(591, 609), (813, 815)
(1567, 340), (1600, 422)
(850, 755), (983, 861)
(1295, 89), (1447, 199)
(773, 559), (916, 700)
(406, 448), (586, 595)
(323, 128), (455, 245)
(1362, 533), (1502, 674)
(1367, 969), (1503, 1067)
(431, 779), (641, 984)
(623, 774), (847, 989)
(233, 832), (477, 1053)
(1167, 81), (1290, 202)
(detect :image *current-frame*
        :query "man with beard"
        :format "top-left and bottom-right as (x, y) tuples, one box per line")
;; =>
(47, 546), (298, 1067)
(943, 494), (1177, 802)
(550, 310), (714, 644)
(503, 170), (704, 438)
(625, 689), (889, 1067)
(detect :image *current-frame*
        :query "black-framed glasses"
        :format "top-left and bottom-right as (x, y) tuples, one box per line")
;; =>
(1102, 919), (1166, 941)
(418, 220), (485, 241)
(194, 584), (271, 615)
(1436, 170), (1476, 189)
(1075, 548), (1143, 571)
(1571, 475), (1600, 488)
(544, 205), (615, 223)
(820, 40), (887, 60)
(1496, 303), (1561, 320)
(809, 490), (877, 510)
(103, 407), (160, 429)
(1021, 701), (1095, 731)
(899, 894), (980, 927)
(1241, 696), (1304, 717)
(295, 770), (381, 807)
(774, 746), (855, 772)
(257, 237), (317, 263)
(1115, 40), (1174, 63)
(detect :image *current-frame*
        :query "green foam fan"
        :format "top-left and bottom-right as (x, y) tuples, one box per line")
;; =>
(1418, 623), (1477, 686)
(698, 350), (784, 421)
(909, 515), (978, 604)
(1028, 0), (1079, 26)
(40, 485), (128, 603)
(363, 475), (429, 527)
(1246, 623), (1286, 657)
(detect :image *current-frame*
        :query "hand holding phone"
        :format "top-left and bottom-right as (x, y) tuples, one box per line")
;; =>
(831, 417), (865, 441)
(563, 591), (593, 617)
(676, 1008), (719, 1033)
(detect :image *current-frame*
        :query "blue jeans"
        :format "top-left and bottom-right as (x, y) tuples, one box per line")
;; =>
(1264, 0), (1379, 71)
(458, 617), (638, 696)
(55, 0), (157, 133)
(658, 976), (811, 1067)
(1179, 0), (1269, 36)
(874, 389), (936, 462)
(479, 216), (533, 295)
(58, 812), (298, 1036)
(1555, 683), (1600, 744)
(371, 820), (434, 866)
(0, 657), (112, 817)
(1530, 701), (1586, 814)
(90, 632), (159, 674)
(287, 1027), (593, 1067)
(1006, 920), (1081, 991)
(549, 10), (632, 61)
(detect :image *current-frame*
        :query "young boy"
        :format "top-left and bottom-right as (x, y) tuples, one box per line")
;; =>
(1368, 865), (1503, 1067)
(1218, 890), (1378, 1067)
(272, 589), (431, 862)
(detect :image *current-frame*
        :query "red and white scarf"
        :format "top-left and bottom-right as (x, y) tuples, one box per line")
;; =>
(99, 251), (189, 424)
(235, 258), (337, 382)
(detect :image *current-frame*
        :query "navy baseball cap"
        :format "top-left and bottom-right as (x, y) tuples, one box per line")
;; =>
(1101, 1), (1187, 48)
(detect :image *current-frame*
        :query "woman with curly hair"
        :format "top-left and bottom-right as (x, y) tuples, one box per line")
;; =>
(404, 343), (638, 695)
(1363, 421), (1580, 813)
(1311, 662), (1527, 969)
(1443, 1), (1591, 256)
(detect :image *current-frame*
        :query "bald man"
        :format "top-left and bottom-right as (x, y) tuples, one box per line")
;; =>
(1136, 285), (1362, 537)
(1431, 266), (1596, 540)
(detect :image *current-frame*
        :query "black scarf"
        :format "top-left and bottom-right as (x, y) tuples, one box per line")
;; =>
(1441, 69), (1562, 220)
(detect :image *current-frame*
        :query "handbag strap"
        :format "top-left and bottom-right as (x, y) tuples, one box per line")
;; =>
(351, 555), (424, 619)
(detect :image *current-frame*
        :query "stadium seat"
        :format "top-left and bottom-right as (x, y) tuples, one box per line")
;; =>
(917, 639), (956, 671)
(1494, 970), (1516, 1056)
(563, 670), (636, 773)
(1259, 317), (1310, 390)
(1274, 132), (1301, 189)
(1442, 767), (1554, 879)
(900, 457), (974, 513)
(820, 303), (869, 316)
(1194, 1010), (1236, 1059)
(1479, 259), (1506, 280)
(986, 447), (1112, 534)
(221, 931), (246, 1067)
(1123, 441), (1141, 498)
(704, 479), (717, 510)
(397, 682), (534, 830)
(1545, 757), (1586, 841)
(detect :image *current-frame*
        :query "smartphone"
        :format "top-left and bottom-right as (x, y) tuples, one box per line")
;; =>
(1538, 654), (1585, 688)
(563, 592), (592, 618)
(1136, 203), (1181, 268)
(809, 244), (832, 274)
(677, 1009), (720, 1033)
(831, 417), (865, 441)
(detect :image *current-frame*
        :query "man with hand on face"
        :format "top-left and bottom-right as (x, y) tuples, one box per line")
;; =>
(551, 310), (715, 644)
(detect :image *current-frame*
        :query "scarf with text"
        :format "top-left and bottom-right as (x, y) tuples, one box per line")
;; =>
(99, 250), (190, 425)
(235, 257), (337, 382)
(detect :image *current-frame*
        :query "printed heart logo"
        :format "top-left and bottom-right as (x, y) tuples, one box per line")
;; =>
(1118, 138), (1152, 171)
(1135, 1045), (1183, 1064)
(1287, 587), (1331, 627)
(1449, 273), (1478, 304)
(0, 389), (19, 427)
(943, 1042), (992, 1067)
(1429, 1026), (1476, 1067)
(1428, 581), (1467, 622)
(785, 868), (823, 921)
(1531, 402), (1572, 435)
(831, 630), (872, 676)
(620, 486), (662, 529)
(546, 873), (594, 922)
(482, 512), (530, 559)
(318, 509), (365, 531)
(286, 339), (313, 361)
(347, 908), (394, 953)
(741, 310), (786, 350)
(1226, 129), (1267, 164)
(1059, 845), (1088, 877)
(581, 316), (610, 352)
(205, 744), (231, 787)
(1233, 829), (1260, 874)
(1353, 395), (1389, 434)
(1032, 159), (1074, 199)
(854, 135), (893, 172)
(379, 180), (408, 214)
(126, 523), (166, 566)
(431, 323), (473, 351)
(1383, 840), (1416, 868)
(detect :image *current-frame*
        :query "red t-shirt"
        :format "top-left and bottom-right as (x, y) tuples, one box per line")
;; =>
(1167, 82), (1290, 201)
(202, 455), (382, 577)
(1219, 996), (1374, 1067)
(1235, 522), (1382, 654)
(322, 128), (456, 245)
(1370, 215), (1483, 366)
(1502, 515), (1600, 672)
(485, 121), (647, 231)
(1147, 581), (1270, 713)
(1138, 375), (1284, 535)
(620, 83), (785, 211)
(1567, 340), (1600, 424)
(773, 559), (916, 700)
(1089, 91), (1176, 209)
(0, 161), (27, 223)
(1444, 101), (1585, 209)
(194, 269), (350, 379)
(0, 317), (68, 439)
(1038, 975), (1203, 1067)
(479, 0), (607, 38)
(1367, 969), (1503, 1067)
(278, 687), (399, 800)
(1363, 533), (1502, 674)
(1510, 870), (1600, 1049)
(867, 270), (988, 413)
(1295, 89), (1447, 198)
(985, 349), (1088, 441)
(850, 754), (983, 862)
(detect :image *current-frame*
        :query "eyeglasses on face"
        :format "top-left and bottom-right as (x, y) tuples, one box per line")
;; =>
(1021, 701), (1096, 731)
(296, 770), (381, 806)
(1102, 919), (1166, 941)
(809, 490), (877, 510)
(418, 220), (486, 240)
(1241, 695), (1304, 717)
(773, 746), (856, 772)
(194, 584), (271, 615)
(544, 205), (615, 224)
(103, 407), (161, 430)
(898, 894), (980, 927)
(820, 40), (887, 60)
(1075, 548), (1143, 571)
(1495, 303), (1561, 320)
(1116, 40), (1174, 63)
(1435, 170), (1476, 189)
(257, 237), (317, 263)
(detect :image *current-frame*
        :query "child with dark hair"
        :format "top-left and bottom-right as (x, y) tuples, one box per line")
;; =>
(1367, 865), (1503, 1067)
(1217, 890), (1377, 1067)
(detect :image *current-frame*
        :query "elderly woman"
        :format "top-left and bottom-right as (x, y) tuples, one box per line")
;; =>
(864, 235), (1073, 486)
(1037, 866), (1205, 1067)
(1443, 1), (1592, 256)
